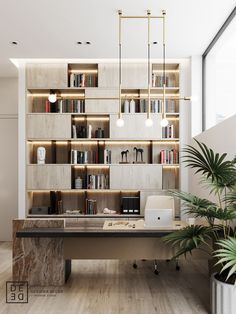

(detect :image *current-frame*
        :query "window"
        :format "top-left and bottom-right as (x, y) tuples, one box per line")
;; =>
(204, 10), (236, 130)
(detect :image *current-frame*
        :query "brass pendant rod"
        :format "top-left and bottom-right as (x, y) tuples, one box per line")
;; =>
(119, 11), (122, 120)
(162, 10), (166, 121)
(147, 11), (151, 120)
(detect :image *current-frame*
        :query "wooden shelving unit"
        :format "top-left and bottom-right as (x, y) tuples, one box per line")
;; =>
(25, 62), (181, 217)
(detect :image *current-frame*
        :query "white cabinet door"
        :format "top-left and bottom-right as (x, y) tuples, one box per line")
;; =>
(27, 165), (71, 190)
(26, 63), (68, 89)
(27, 114), (71, 139)
(122, 63), (148, 89)
(110, 113), (162, 139)
(98, 63), (119, 88)
(85, 88), (119, 113)
(110, 164), (162, 190)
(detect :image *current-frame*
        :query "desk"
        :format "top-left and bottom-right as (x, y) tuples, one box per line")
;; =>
(13, 219), (184, 286)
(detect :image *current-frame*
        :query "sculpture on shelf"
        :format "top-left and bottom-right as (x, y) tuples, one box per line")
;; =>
(121, 150), (129, 163)
(103, 208), (117, 214)
(37, 147), (46, 164)
(133, 147), (144, 163)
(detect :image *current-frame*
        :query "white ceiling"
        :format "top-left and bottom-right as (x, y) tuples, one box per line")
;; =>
(0, 0), (235, 77)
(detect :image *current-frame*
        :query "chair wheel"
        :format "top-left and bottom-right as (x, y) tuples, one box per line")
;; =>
(176, 265), (180, 271)
(133, 263), (138, 269)
(154, 269), (159, 275)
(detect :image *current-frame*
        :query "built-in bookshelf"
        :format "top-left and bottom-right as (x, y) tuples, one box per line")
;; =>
(68, 64), (98, 88)
(25, 62), (181, 217)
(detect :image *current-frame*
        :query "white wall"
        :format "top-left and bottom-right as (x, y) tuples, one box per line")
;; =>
(189, 114), (236, 202)
(190, 55), (202, 137)
(0, 78), (18, 241)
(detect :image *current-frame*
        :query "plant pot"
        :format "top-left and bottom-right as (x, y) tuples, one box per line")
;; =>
(211, 273), (236, 314)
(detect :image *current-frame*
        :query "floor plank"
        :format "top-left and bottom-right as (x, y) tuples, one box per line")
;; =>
(0, 242), (210, 314)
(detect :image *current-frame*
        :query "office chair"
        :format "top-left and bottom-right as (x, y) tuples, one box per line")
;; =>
(133, 195), (180, 275)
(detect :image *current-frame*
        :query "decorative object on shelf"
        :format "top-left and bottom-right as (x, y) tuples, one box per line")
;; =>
(130, 99), (135, 113)
(48, 90), (57, 103)
(163, 140), (236, 314)
(124, 98), (129, 113)
(133, 147), (144, 163)
(95, 127), (104, 138)
(75, 176), (83, 189)
(31, 207), (50, 215)
(87, 124), (92, 139)
(50, 191), (63, 214)
(65, 209), (82, 215)
(37, 147), (46, 164)
(103, 208), (117, 214)
(120, 149), (129, 163)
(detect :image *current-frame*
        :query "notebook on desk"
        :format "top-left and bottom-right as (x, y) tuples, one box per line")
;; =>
(144, 208), (174, 228)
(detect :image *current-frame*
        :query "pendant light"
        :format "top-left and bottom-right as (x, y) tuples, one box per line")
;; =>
(145, 10), (153, 127)
(160, 10), (169, 128)
(48, 90), (57, 103)
(116, 10), (124, 127)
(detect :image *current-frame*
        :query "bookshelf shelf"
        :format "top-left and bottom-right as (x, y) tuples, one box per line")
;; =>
(25, 62), (181, 217)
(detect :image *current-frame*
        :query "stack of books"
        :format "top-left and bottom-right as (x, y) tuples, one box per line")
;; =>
(69, 73), (97, 87)
(162, 124), (175, 138)
(104, 149), (112, 164)
(71, 150), (98, 164)
(72, 124), (92, 138)
(160, 149), (179, 164)
(87, 174), (109, 189)
(152, 74), (176, 87)
(85, 199), (97, 215)
(45, 99), (85, 113)
(139, 99), (176, 113)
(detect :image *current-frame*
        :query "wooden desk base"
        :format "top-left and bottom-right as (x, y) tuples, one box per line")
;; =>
(64, 237), (173, 260)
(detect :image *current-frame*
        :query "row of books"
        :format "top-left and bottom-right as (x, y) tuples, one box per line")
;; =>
(139, 99), (176, 113)
(45, 99), (85, 113)
(160, 149), (179, 164)
(152, 74), (177, 88)
(85, 199), (97, 215)
(72, 125), (92, 138)
(87, 174), (109, 189)
(162, 124), (175, 138)
(71, 150), (99, 164)
(104, 149), (112, 164)
(69, 73), (98, 87)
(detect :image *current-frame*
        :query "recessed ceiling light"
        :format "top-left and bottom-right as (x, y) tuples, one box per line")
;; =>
(76, 41), (82, 45)
(85, 41), (91, 45)
(11, 41), (18, 45)
(153, 41), (158, 45)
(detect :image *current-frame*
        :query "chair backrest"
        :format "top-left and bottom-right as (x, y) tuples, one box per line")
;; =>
(145, 195), (175, 211)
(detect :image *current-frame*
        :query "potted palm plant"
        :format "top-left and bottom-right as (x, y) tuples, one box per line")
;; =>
(163, 139), (236, 314)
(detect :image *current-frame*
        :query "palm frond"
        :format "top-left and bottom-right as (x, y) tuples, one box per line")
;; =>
(224, 187), (236, 205)
(182, 139), (236, 186)
(214, 237), (236, 283)
(163, 225), (212, 258)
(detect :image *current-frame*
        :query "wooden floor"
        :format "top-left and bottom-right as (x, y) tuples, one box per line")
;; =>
(0, 242), (210, 314)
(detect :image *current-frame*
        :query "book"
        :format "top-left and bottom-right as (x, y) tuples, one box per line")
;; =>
(160, 149), (179, 164)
